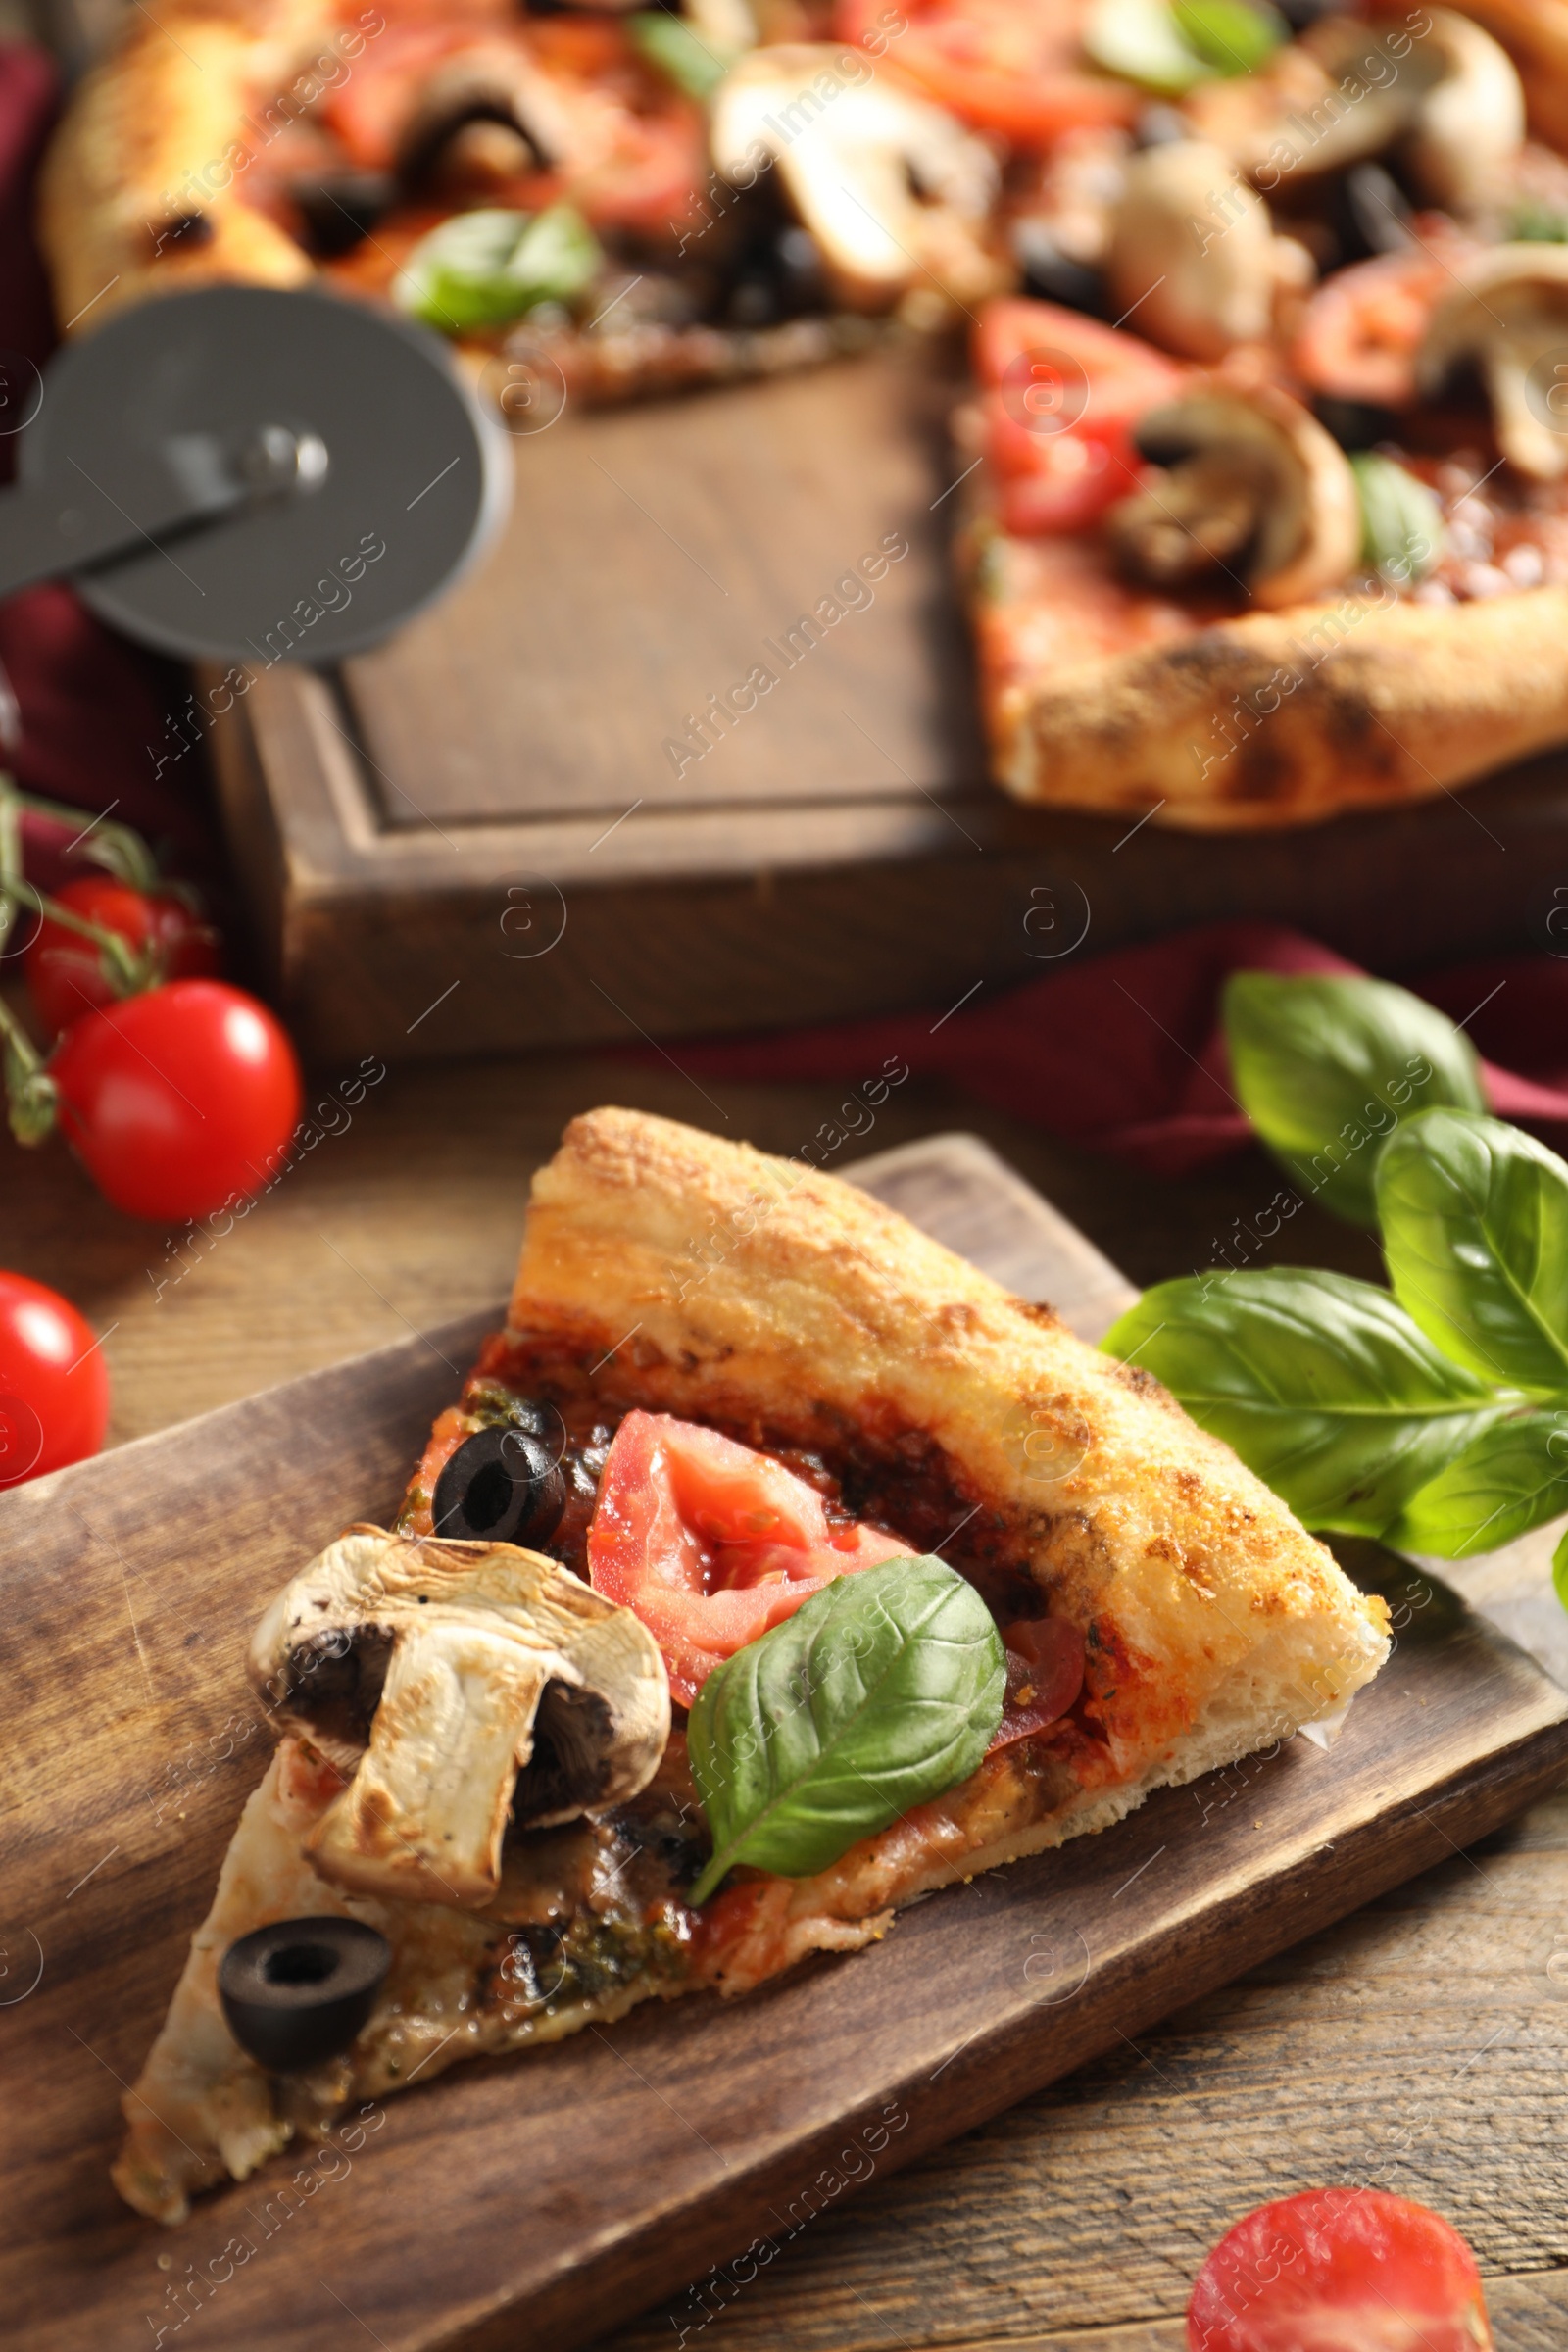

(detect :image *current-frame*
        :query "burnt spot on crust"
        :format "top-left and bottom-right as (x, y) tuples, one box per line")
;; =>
(1231, 729), (1293, 803)
(1013, 1298), (1065, 1332)
(1321, 680), (1401, 783)
(149, 211), (214, 258)
(933, 1301), (983, 1341)
(1102, 1357), (1174, 1407)
(1160, 634), (1261, 695)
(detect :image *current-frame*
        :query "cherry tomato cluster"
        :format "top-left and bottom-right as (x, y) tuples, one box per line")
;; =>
(2, 787), (302, 1223)
(1, 785), (306, 1486)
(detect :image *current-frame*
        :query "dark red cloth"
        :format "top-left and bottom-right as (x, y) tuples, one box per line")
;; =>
(0, 44), (219, 895)
(669, 921), (1568, 1177)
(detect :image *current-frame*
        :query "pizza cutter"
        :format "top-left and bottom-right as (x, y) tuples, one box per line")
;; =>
(0, 283), (511, 663)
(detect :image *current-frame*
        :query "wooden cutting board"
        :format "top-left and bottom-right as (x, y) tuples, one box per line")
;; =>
(2, 1133), (1565, 2352)
(202, 349), (1568, 1065)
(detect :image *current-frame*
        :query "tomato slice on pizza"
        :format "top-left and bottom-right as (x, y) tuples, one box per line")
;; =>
(836, 0), (1139, 145)
(586, 1407), (910, 1702)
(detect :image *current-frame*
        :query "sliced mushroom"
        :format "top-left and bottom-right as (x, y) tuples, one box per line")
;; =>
(684, 0), (757, 51)
(1400, 9), (1524, 210)
(1417, 243), (1568, 480)
(249, 1526), (669, 1909)
(710, 45), (1003, 312)
(1105, 381), (1362, 608)
(1187, 11), (1521, 213)
(396, 49), (570, 196)
(1185, 22), (1416, 188)
(1104, 141), (1311, 362)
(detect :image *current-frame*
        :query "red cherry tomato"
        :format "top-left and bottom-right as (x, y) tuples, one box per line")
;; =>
(837, 0), (1138, 145)
(0, 1271), (111, 1487)
(1189, 2190), (1494, 2352)
(24, 874), (220, 1038)
(975, 299), (1185, 537)
(587, 1410), (911, 1704)
(49, 980), (303, 1224)
(991, 1616), (1085, 1749)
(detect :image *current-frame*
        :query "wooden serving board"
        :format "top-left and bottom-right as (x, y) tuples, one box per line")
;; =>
(1, 1134), (1565, 2352)
(202, 348), (1568, 1064)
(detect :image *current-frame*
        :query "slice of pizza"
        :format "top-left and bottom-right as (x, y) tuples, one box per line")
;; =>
(958, 290), (1568, 829)
(113, 1108), (1389, 2224)
(36, 0), (1006, 407)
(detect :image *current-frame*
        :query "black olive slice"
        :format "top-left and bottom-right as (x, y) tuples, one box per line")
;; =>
(432, 1423), (567, 1547)
(1010, 221), (1103, 318)
(219, 1918), (391, 2074)
(1313, 394), (1404, 453)
(1333, 161), (1416, 268)
(290, 170), (397, 260)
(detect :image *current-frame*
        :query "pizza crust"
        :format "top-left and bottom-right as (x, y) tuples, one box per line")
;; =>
(37, 1), (319, 333)
(980, 570), (1568, 830)
(513, 1108), (1389, 1783)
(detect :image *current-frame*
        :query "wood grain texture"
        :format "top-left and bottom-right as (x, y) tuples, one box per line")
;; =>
(1, 1132), (1564, 2352)
(202, 345), (1568, 1065)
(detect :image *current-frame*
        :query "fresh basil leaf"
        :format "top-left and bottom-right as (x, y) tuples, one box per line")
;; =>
(1084, 0), (1212, 93)
(629, 10), (736, 98)
(687, 1555), (1004, 1906)
(1509, 197), (1568, 244)
(1350, 452), (1445, 583)
(1553, 1525), (1568, 1613)
(1102, 1269), (1503, 1536)
(1377, 1107), (1568, 1398)
(1384, 1411), (1568, 1558)
(1222, 972), (1485, 1226)
(395, 204), (602, 335)
(1173, 0), (1285, 75)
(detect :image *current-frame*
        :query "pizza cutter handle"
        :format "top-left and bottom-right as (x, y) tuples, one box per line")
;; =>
(0, 424), (327, 605)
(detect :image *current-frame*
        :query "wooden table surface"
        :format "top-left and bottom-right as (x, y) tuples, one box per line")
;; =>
(9, 1050), (1568, 2349)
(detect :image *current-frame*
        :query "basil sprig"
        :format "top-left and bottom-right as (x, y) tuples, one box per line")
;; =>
(395, 204), (602, 336)
(1172, 0), (1286, 74)
(687, 1556), (1004, 1906)
(1381, 1412), (1568, 1560)
(1222, 972), (1485, 1227)
(1085, 0), (1283, 93)
(1103, 1269), (1504, 1538)
(629, 10), (737, 98)
(1104, 1079), (1568, 1583)
(1350, 453), (1446, 585)
(1377, 1109), (1568, 1396)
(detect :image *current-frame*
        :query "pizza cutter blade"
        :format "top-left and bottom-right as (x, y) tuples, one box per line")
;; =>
(0, 283), (511, 663)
